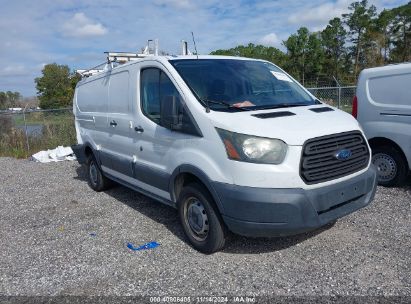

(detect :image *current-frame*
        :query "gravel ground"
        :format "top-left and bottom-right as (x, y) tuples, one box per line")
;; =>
(0, 158), (410, 299)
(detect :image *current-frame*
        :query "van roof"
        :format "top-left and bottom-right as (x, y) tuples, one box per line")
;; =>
(166, 55), (262, 61)
(360, 62), (411, 76)
(77, 55), (266, 81)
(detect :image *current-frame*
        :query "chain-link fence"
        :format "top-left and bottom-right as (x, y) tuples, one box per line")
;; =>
(307, 86), (356, 113)
(0, 108), (75, 158)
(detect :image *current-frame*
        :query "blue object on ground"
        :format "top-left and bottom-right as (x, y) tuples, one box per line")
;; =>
(127, 241), (160, 251)
(89, 233), (96, 237)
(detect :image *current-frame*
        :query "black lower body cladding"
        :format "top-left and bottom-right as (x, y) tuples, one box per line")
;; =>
(71, 144), (87, 164)
(214, 165), (377, 237)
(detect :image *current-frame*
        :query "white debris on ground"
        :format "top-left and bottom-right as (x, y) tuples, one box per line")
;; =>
(31, 146), (76, 163)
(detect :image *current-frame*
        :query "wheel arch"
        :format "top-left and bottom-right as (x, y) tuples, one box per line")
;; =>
(368, 137), (409, 171)
(72, 142), (102, 166)
(84, 144), (93, 157)
(169, 165), (225, 215)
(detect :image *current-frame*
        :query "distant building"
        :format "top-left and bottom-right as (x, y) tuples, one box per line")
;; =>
(8, 107), (23, 112)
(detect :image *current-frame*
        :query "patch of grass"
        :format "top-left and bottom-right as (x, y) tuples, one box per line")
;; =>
(0, 111), (76, 158)
(13, 110), (73, 126)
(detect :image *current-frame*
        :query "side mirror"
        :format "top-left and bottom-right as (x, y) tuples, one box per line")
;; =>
(160, 95), (182, 130)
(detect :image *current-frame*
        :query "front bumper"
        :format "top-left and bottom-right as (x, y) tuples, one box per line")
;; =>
(213, 165), (377, 237)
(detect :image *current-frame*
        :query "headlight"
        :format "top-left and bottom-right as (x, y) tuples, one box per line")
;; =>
(216, 128), (287, 164)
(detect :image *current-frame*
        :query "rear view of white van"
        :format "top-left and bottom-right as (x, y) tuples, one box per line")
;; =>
(72, 47), (377, 253)
(354, 63), (411, 186)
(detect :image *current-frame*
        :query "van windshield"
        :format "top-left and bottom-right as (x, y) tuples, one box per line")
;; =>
(169, 59), (316, 111)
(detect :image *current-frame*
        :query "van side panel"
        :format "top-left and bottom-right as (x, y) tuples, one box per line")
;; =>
(108, 71), (130, 114)
(104, 70), (135, 175)
(363, 121), (411, 169)
(75, 75), (109, 157)
(357, 64), (411, 170)
(77, 76), (109, 113)
(368, 73), (411, 106)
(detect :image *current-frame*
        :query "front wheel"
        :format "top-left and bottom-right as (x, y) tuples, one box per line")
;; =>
(372, 146), (408, 187)
(178, 183), (226, 253)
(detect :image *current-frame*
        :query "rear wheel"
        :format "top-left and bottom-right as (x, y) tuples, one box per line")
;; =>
(372, 146), (407, 187)
(178, 183), (226, 253)
(86, 155), (112, 191)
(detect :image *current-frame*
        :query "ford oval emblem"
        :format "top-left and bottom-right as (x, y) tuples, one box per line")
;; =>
(335, 149), (352, 161)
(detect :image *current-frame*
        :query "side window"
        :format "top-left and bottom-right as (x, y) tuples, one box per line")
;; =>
(140, 67), (200, 136)
(140, 68), (183, 123)
(160, 71), (182, 106)
(141, 68), (161, 123)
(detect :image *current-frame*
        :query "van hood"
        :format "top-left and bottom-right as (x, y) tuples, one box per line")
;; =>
(209, 105), (361, 146)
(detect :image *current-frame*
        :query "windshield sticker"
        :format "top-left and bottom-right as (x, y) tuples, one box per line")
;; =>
(270, 71), (293, 82)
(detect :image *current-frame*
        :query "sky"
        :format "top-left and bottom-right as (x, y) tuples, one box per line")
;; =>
(0, 0), (407, 96)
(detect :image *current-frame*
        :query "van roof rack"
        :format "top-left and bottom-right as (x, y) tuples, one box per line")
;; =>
(105, 52), (143, 62)
(105, 39), (160, 63)
(76, 39), (193, 78)
(76, 69), (105, 77)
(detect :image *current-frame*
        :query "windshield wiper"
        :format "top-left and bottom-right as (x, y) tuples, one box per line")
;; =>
(201, 99), (251, 112)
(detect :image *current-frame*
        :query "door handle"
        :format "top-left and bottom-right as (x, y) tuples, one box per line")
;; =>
(110, 120), (117, 127)
(134, 126), (144, 133)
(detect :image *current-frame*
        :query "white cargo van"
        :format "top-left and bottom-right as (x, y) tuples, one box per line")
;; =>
(72, 45), (377, 253)
(354, 63), (411, 186)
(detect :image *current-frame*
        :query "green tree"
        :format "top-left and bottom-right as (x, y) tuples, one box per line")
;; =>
(7, 91), (21, 107)
(283, 27), (325, 85)
(35, 63), (80, 109)
(0, 92), (7, 109)
(361, 26), (386, 68)
(209, 1), (408, 84)
(211, 43), (286, 66)
(0, 91), (22, 109)
(321, 18), (347, 79)
(305, 32), (325, 82)
(343, 0), (377, 76)
(390, 2), (411, 62)
(374, 9), (395, 63)
(283, 27), (310, 83)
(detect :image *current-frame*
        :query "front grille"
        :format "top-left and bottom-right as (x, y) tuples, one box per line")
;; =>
(300, 131), (369, 184)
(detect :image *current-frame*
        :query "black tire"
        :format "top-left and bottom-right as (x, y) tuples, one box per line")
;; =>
(372, 145), (408, 187)
(86, 155), (112, 191)
(178, 183), (226, 253)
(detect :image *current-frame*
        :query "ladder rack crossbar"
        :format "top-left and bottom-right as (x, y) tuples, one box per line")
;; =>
(105, 52), (149, 63)
(77, 39), (194, 79)
(76, 61), (108, 77)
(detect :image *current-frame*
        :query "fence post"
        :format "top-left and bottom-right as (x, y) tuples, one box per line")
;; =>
(23, 104), (30, 154)
(332, 76), (342, 109)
